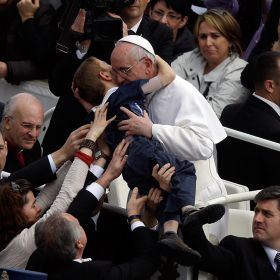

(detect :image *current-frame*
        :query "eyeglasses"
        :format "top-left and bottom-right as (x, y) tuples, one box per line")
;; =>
(112, 57), (145, 76)
(8, 116), (42, 132)
(152, 10), (182, 21)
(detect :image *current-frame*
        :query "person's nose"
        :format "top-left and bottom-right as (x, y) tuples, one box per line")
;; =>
(160, 14), (168, 24)
(205, 35), (213, 46)
(28, 127), (40, 138)
(254, 212), (264, 223)
(116, 73), (126, 85)
(35, 204), (42, 215)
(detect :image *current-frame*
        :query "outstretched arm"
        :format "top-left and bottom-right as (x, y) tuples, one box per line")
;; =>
(141, 55), (175, 94)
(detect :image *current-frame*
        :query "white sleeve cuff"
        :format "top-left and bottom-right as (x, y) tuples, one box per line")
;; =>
(131, 221), (145, 231)
(76, 50), (87, 59)
(47, 154), (57, 173)
(86, 182), (105, 200)
(89, 164), (104, 178)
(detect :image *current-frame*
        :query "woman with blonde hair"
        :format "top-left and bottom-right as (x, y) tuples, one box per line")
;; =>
(172, 8), (250, 118)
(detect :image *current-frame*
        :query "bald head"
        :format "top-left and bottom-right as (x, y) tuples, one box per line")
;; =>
(1, 93), (44, 150)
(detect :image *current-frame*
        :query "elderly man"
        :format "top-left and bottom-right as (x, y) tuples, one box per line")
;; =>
(111, 35), (226, 164)
(1, 93), (44, 172)
(183, 185), (280, 280)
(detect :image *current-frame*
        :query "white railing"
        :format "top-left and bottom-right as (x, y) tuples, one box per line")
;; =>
(224, 127), (280, 152)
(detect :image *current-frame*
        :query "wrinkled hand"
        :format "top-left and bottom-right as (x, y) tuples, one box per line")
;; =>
(61, 124), (90, 160)
(71, 8), (86, 33)
(152, 163), (175, 192)
(17, 0), (40, 22)
(0, 61), (8, 78)
(127, 187), (148, 217)
(104, 139), (129, 180)
(87, 103), (116, 141)
(118, 107), (153, 138)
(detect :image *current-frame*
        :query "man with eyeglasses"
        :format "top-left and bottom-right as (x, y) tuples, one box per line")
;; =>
(1, 93), (44, 172)
(149, 0), (196, 61)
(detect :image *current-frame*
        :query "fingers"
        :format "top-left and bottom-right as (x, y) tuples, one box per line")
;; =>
(120, 106), (137, 118)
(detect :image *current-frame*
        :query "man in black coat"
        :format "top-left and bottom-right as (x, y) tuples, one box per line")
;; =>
(183, 185), (280, 280)
(217, 51), (280, 191)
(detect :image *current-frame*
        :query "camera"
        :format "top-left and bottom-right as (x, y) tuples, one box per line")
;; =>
(57, 0), (135, 54)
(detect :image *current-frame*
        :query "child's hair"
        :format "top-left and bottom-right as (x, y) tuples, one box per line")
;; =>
(73, 57), (106, 106)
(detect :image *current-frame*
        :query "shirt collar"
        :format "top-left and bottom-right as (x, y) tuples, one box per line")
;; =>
(73, 257), (92, 263)
(263, 245), (278, 270)
(130, 17), (142, 33)
(253, 93), (280, 117)
(92, 87), (118, 112)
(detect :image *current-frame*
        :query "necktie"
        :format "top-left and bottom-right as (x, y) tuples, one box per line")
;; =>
(128, 29), (136, 35)
(16, 151), (25, 167)
(274, 252), (280, 278)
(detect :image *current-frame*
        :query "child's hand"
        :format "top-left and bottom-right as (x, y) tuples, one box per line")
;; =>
(146, 187), (163, 214)
(152, 163), (175, 192)
(87, 103), (116, 141)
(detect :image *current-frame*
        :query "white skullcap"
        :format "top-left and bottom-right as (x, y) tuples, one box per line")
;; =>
(118, 35), (155, 56)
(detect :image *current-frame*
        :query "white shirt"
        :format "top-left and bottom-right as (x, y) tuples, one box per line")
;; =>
(263, 245), (279, 271)
(147, 75), (226, 161)
(172, 49), (250, 118)
(253, 93), (280, 117)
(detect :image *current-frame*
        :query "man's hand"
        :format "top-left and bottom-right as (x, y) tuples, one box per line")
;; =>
(51, 124), (90, 167)
(152, 163), (175, 193)
(0, 62), (8, 78)
(127, 187), (148, 217)
(118, 107), (153, 138)
(17, 0), (40, 22)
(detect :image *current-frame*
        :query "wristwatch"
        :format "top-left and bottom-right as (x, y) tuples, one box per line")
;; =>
(95, 150), (111, 161)
(80, 139), (96, 153)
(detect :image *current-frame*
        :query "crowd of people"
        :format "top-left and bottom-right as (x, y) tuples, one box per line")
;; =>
(1, 0), (280, 279)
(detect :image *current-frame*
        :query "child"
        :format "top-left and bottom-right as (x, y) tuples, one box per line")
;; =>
(72, 54), (200, 265)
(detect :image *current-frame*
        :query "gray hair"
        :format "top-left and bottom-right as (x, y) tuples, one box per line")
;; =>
(255, 186), (280, 210)
(35, 213), (84, 261)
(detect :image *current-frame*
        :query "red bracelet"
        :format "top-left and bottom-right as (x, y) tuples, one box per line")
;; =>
(75, 150), (94, 167)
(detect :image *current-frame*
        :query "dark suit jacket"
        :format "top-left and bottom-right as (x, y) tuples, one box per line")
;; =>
(4, 140), (42, 173)
(184, 226), (278, 280)
(217, 95), (280, 190)
(6, 156), (55, 187)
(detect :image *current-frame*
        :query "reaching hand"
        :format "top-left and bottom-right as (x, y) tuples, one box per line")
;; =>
(87, 103), (116, 142)
(146, 187), (163, 214)
(118, 107), (153, 138)
(103, 139), (129, 180)
(127, 187), (148, 217)
(152, 163), (175, 193)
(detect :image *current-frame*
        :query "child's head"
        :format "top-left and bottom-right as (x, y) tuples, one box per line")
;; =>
(73, 57), (114, 106)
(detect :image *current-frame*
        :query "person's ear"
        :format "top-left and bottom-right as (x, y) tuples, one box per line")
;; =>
(99, 71), (112, 81)
(143, 57), (153, 75)
(2, 115), (11, 130)
(264, 79), (275, 93)
(75, 239), (84, 249)
(179, 16), (188, 28)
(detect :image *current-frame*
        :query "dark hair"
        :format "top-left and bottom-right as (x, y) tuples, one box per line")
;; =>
(253, 51), (280, 90)
(255, 186), (280, 210)
(0, 178), (33, 250)
(194, 8), (242, 56)
(73, 56), (105, 106)
(149, 0), (192, 17)
(35, 213), (83, 262)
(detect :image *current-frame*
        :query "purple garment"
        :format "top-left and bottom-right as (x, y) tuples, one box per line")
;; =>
(204, 0), (239, 16)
